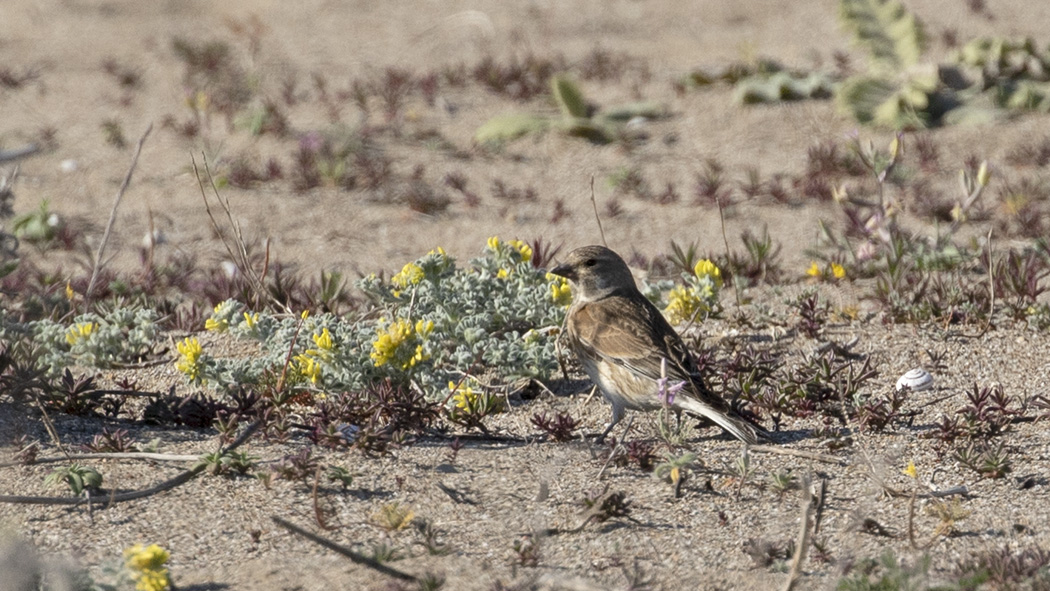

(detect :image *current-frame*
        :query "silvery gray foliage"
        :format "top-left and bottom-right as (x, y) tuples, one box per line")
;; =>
(0, 306), (159, 375)
(202, 241), (567, 399)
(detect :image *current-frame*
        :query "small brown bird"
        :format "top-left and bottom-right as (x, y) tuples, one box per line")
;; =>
(550, 245), (763, 444)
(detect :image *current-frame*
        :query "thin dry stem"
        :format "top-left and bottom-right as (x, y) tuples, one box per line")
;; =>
(0, 419), (262, 506)
(781, 473), (816, 591)
(86, 123), (153, 302)
(271, 515), (418, 581)
(589, 174), (607, 247)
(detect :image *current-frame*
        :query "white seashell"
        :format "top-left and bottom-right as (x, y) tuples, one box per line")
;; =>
(896, 368), (933, 392)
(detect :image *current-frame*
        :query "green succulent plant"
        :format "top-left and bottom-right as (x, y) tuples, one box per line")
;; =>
(949, 36), (1050, 118)
(475, 74), (666, 145)
(836, 0), (935, 129)
(45, 463), (103, 496)
(733, 71), (836, 105)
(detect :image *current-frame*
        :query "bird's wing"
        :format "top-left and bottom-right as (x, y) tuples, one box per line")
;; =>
(569, 292), (719, 395)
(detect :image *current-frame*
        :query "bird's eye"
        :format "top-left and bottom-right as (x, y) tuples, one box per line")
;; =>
(584, 258), (597, 267)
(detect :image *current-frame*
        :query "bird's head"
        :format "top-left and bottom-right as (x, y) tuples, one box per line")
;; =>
(549, 245), (636, 301)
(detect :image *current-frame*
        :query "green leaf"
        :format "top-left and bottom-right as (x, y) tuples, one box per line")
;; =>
(81, 467), (103, 490)
(556, 117), (614, 144)
(733, 72), (836, 105)
(840, 0), (926, 71)
(1005, 81), (1050, 111)
(474, 113), (551, 144)
(601, 101), (668, 121)
(67, 472), (84, 495)
(837, 70), (934, 128)
(550, 75), (588, 119)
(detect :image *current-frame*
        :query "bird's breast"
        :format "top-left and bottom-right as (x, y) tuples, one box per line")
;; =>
(583, 356), (662, 412)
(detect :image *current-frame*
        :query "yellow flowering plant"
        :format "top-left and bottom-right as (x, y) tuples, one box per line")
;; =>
(123, 543), (172, 591)
(290, 326), (339, 385)
(356, 240), (563, 394)
(805, 260), (848, 281)
(546, 272), (572, 306)
(65, 321), (97, 345)
(174, 337), (209, 384)
(485, 236), (534, 275)
(663, 259), (723, 325)
(181, 241), (565, 402)
(370, 318), (435, 370)
(30, 308), (160, 374)
(446, 379), (505, 430)
(902, 460), (918, 479)
(392, 262), (425, 288)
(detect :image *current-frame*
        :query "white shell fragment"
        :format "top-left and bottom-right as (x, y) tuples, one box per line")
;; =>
(895, 368), (933, 392)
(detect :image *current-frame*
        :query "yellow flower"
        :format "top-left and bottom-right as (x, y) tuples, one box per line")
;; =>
(508, 239), (532, 262)
(65, 322), (97, 345)
(134, 569), (171, 591)
(546, 273), (572, 306)
(204, 317), (227, 332)
(312, 327), (334, 351)
(242, 312), (258, 329)
(175, 337), (205, 383)
(301, 309), (310, 320)
(450, 381), (478, 411)
(415, 319), (434, 337)
(204, 304), (229, 332)
(487, 236), (500, 251)
(831, 262), (846, 280)
(902, 461), (918, 479)
(693, 259), (723, 287)
(124, 544), (170, 571)
(65, 282), (75, 301)
(806, 262), (821, 277)
(664, 285), (703, 325)
(392, 262), (425, 288)
(124, 544), (171, 591)
(497, 268), (510, 279)
(370, 319), (433, 369)
(371, 320), (410, 367)
(295, 354), (322, 384)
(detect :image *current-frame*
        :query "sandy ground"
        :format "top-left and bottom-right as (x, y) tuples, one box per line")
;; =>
(3, 0), (1050, 277)
(3, 0), (1050, 589)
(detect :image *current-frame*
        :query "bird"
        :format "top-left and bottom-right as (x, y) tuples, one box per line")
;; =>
(549, 245), (764, 444)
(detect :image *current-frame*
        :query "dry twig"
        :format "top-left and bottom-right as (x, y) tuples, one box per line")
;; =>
(0, 452), (199, 469)
(0, 419), (262, 506)
(86, 123), (153, 302)
(781, 472), (817, 591)
(271, 516), (417, 581)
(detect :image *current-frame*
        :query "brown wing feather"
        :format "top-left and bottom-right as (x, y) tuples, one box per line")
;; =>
(569, 292), (731, 413)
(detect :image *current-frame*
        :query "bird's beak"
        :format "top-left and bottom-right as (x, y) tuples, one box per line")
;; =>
(549, 262), (575, 280)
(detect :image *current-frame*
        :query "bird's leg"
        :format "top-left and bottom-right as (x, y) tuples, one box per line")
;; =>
(598, 403), (626, 442)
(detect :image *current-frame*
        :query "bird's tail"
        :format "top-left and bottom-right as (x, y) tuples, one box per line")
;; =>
(676, 397), (765, 445)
